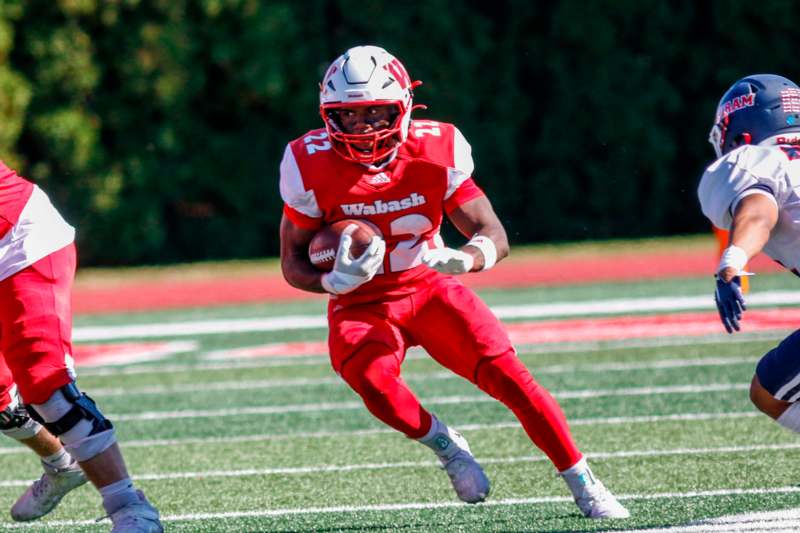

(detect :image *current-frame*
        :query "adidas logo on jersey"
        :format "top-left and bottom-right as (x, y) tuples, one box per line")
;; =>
(368, 173), (391, 185)
(340, 193), (426, 216)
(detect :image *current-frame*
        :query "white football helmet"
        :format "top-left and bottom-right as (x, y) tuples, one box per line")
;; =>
(319, 45), (422, 164)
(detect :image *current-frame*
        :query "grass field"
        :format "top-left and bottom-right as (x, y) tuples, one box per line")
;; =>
(1, 262), (799, 532)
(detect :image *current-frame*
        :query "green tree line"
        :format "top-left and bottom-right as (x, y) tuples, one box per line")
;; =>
(0, 0), (796, 265)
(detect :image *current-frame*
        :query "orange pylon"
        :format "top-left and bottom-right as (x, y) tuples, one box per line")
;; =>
(713, 225), (749, 292)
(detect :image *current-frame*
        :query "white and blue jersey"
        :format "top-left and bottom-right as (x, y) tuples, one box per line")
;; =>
(698, 142), (800, 274)
(698, 140), (800, 399)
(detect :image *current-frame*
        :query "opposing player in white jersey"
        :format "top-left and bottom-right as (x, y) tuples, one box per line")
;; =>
(698, 73), (800, 432)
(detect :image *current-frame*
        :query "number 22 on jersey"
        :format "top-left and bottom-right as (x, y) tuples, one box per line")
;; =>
(366, 213), (434, 274)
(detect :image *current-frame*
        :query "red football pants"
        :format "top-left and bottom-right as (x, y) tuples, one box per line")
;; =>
(0, 244), (76, 408)
(330, 274), (582, 470)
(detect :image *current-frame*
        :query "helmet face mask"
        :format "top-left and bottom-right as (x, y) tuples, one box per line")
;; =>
(319, 45), (421, 165)
(709, 74), (800, 158)
(323, 102), (403, 163)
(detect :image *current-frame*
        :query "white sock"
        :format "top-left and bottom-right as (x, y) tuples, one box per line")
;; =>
(559, 456), (598, 497)
(419, 415), (443, 442)
(42, 448), (73, 470)
(100, 478), (138, 515)
(418, 415), (461, 460)
(777, 402), (800, 432)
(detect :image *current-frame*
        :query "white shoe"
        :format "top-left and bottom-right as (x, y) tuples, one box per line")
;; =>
(420, 417), (490, 503)
(560, 457), (629, 519)
(109, 490), (163, 533)
(573, 478), (630, 519)
(439, 446), (491, 503)
(10, 460), (88, 521)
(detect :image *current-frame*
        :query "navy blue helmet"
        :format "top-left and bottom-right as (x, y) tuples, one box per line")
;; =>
(709, 74), (800, 158)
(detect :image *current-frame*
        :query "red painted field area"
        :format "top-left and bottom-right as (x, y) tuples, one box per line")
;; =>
(68, 247), (791, 366)
(72, 248), (781, 314)
(171, 308), (800, 362)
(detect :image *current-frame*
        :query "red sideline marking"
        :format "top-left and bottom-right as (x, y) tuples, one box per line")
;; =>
(73, 275), (321, 315)
(72, 342), (186, 367)
(505, 308), (797, 344)
(72, 251), (781, 314)
(204, 342), (330, 360)
(464, 251), (779, 290)
(205, 309), (799, 360)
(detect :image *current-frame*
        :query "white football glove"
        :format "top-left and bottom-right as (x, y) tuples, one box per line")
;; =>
(321, 226), (386, 295)
(422, 247), (474, 274)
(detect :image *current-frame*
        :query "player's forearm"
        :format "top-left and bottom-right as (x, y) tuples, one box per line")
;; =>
(717, 194), (779, 282)
(718, 222), (771, 283)
(280, 255), (327, 293)
(448, 196), (510, 271)
(729, 217), (772, 260)
(279, 215), (327, 293)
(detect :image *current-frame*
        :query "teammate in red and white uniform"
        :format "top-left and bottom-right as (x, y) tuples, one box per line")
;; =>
(0, 161), (162, 532)
(279, 45), (629, 519)
(699, 74), (800, 437)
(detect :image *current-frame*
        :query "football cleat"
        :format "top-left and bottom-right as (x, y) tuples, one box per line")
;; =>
(109, 490), (163, 533)
(560, 458), (629, 519)
(440, 447), (491, 503)
(11, 459), (88, 521)
(420, 417), (490, 503)
(572, 478), (630, 519)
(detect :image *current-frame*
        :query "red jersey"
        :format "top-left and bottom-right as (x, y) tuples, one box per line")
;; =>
(0, 160), (74, 282)
(280, 120), (484, 301)
(0, 161), (34, 239)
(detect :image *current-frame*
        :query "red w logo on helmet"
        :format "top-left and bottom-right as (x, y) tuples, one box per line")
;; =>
(385, 59), (411, 90)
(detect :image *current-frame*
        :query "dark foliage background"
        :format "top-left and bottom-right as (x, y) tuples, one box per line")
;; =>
(0, 0), (795, 265)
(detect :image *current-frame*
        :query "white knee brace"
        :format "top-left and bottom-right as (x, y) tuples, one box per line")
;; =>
(28, 383), (116, 462)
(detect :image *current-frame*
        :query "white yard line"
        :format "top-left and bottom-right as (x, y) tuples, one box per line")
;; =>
(99, 383), (748, 422)
(607, 507), (800, 533)
(85, 356), (757, 397)
(2, 487), (800, 529)
(491, 291), (800, 319)
(78, 355), (332, 376)
(0, 410), (762, 455)
(534, 356), (757, 374)
(1, 440), (795, 487)
(71, 291), (800, 341)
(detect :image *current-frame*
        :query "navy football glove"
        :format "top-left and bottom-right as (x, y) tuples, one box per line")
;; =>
(714, 275), (746, 334)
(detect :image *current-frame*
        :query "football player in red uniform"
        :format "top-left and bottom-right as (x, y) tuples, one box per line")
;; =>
(0, 160), (162, 532)
(279, 45), (629, 519)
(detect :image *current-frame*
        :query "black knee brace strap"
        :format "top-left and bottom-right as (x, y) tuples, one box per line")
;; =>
(0, 402), (31, 430)
(26, 383), (113, 436)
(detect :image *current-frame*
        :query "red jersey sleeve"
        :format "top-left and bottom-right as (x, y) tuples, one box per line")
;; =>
(444, 178), (485, 213)
(0, 161), (34, 238)
(279, 141), (325, 231)
(283, 204), (323, 231)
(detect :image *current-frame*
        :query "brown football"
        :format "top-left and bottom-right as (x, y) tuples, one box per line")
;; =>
(308, 219), (377, 272)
